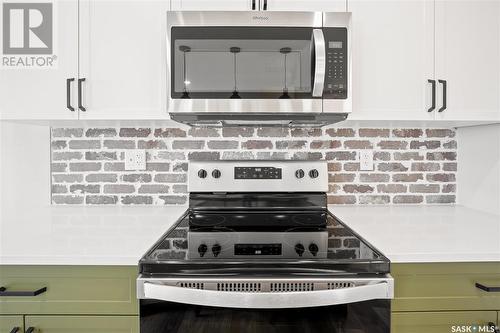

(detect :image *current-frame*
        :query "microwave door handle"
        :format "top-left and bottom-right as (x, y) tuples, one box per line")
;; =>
(141, 281), (393, 309)
(312, 29), (326, 98)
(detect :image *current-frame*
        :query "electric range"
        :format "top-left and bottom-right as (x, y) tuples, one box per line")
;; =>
(138, 161), (393, 333)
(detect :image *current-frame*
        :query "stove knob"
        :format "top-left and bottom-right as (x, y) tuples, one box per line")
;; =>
(198, 169), (208, 179)
(309, 169), (319, 179)
(295, 169), (305, 179)
(309, 243), (319, 257)
(198, 244), (208, 257)
(294, 244), (305, 257)
(212, 244), (222, 257)
(212, 169), (221, 179)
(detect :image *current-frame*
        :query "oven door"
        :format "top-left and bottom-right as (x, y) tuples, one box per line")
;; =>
(166, 11), (326, 114)
(138, 276), (393, 333)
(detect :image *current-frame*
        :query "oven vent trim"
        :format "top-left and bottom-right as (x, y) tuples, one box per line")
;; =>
(174, 280), (357, 293)
(270, 282), (314, 292)
(217, 282), (262, 292)
(178, 282), (205, 290)
(328, 282), (355, 289)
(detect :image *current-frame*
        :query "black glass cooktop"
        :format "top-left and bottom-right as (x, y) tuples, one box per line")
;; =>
(139, 211), (389, 276)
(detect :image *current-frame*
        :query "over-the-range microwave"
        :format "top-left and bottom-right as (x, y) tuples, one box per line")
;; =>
(166, 11), (352, 127)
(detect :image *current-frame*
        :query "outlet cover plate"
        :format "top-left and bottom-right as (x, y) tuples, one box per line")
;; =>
(125, 150), (146, 171)
(359, 150), (374, 171)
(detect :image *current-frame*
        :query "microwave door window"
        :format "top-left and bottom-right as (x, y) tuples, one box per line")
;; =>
(171, 27), (315, 99)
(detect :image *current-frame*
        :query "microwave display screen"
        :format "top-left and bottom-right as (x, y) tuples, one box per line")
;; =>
(329, 41), (343, 49)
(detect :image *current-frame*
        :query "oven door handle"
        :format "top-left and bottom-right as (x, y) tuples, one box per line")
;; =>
(312, 29), (326, 98)
(141, 281), (392, 309)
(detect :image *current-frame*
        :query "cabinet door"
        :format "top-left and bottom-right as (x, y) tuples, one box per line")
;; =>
(25, 316), (138, 333)
(78, 0), (168, 119)
(348, 0), (435, 120)
(171, 0), (253, 11)
(435, 0), (500, 121)
(0, 0), (78, 120)
(0, 316), (23, 333)
(392, 311), (497, 333)
(265, 0), (346, 12)
(0, 266), (138, 315)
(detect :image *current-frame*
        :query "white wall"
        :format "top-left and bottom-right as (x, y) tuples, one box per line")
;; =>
(457, 124), (500, 215)
(0, 121), (51, 212)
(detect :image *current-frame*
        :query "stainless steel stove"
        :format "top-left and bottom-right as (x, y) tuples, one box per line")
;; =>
(138, 161), (393, 333)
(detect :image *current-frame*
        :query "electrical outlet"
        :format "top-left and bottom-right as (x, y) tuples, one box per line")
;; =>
(359, 150), (374, 171)
(125, 150), (146, 171)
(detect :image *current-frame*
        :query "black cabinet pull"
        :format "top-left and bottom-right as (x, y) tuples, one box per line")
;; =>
(66, 78), (75, 112)
(0, 286), (47, 297)
(9, 327), (19, 333)
(427, 79), (436, 112)
(263, 0), (267, 10)
(475, 282), (500, 292)
(25, 328), (35, 333)
(252, 0), (256, 10)
(78, 78), (86, 112)
(438, 79), (447, 112)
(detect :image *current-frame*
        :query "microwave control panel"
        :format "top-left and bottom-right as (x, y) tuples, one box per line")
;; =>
(323, 27), (348, 99)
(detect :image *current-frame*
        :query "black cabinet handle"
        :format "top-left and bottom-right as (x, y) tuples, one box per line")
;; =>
(438, 79), (447, 112)
(263, 0), (267, 10)
(475, 282), (500, 292)
(25, 328), (35, 333)
(9, 327), (19, 333)
(427, 79), (436, 112)
(0, 286), (47, 297)
(252, 0), (256, 10)
(66, 78), (75, 112)
(78, 78), (86, 112)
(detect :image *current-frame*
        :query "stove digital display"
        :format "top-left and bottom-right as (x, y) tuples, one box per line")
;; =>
(234, 244), (282, 256)
(234, 167), (282, 179)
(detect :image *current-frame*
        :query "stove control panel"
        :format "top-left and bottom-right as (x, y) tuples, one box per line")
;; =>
(234, 167), (282, 180)
(189, 161), (328, 193)
(188, 231), (328, 259)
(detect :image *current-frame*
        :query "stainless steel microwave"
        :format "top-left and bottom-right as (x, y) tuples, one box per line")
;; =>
(167, 11), (352, 126)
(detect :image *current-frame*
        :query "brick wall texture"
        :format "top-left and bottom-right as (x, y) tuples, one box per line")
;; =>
(50, 126), (457, 206)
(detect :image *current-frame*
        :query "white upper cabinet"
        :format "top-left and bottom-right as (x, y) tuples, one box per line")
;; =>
(170, 0), (346, 12)
(171, 0), (255, 11)
(0, 1), (78, 120)
(264, 0), (346, 12)
(349, 0), (435, 121)
(78, 0), (168, 119)
(434, 0), (500, 121)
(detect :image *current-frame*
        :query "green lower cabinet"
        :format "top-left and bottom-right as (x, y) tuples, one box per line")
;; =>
(392, 311), (498, 333)
(392, 263), (500, 311)
(0, 266), (138, 315)
(0, 316), (23, 333)
(25, 316), (139, 333)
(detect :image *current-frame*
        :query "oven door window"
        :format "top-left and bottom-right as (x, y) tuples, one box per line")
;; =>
(141, 299), (390, 333)
(170, 27), (316, 99)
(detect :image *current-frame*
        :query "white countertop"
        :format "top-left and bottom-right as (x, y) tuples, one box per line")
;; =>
(0, 205), (187, 265)
(329, 205), (500, 263)
(0, 204), (498, 265)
